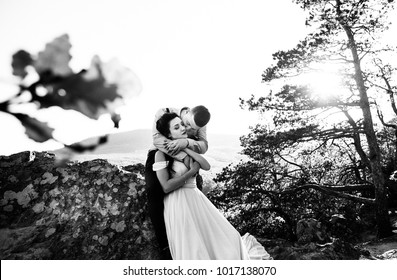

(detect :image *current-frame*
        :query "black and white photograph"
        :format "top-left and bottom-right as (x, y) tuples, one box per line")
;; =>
(1, 0), (397, 278)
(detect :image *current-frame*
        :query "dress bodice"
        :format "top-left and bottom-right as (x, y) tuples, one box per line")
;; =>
(172, 161), (196, 188)
(153, 160), (196, 188)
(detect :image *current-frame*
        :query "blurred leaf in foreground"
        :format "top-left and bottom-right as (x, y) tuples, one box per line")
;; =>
(2, 34), (142, 152)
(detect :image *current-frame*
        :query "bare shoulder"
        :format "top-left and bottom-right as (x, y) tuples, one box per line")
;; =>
(155, 150), (166, 161)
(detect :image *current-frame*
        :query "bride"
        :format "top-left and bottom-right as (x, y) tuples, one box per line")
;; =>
(153, 112), (271, 260)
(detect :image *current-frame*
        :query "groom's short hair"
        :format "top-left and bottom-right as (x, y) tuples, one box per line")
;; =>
(191, 105), (211, 127)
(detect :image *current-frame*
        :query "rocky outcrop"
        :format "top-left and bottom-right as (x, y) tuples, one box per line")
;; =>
(0, 151), (160, 259)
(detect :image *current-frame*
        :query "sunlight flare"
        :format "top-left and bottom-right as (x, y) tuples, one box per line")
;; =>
(298, 63), (345, 101)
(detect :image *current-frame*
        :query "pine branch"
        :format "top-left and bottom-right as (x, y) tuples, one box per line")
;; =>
(281, 183), (375, 205)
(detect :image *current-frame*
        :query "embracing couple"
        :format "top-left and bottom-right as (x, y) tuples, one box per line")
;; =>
(144, 106), (270, 260)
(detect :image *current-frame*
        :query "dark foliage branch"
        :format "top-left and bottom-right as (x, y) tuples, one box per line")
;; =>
(1, 34), (141, 152)
(65, 135), (109, 153)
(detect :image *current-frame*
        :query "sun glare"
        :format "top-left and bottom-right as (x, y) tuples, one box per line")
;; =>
(288, 62), (355, 125)
(298, 63), (345, 101)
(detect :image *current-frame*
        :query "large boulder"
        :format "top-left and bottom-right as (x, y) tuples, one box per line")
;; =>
(0, 151), (160, 259)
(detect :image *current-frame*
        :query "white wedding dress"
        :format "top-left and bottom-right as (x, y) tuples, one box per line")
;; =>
(154, 160), (271, 260)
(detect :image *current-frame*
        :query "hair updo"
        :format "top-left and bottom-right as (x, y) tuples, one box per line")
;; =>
(156, 112), (179, 139)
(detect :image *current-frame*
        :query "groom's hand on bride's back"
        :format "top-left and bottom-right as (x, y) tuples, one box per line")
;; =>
(190, 160), (200, 174)
(183, 155), (191, 169)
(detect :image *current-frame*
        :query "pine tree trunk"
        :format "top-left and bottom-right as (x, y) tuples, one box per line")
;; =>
(342, 24), (392, 238)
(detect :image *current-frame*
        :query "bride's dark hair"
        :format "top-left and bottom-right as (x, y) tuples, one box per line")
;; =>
(156, 112), (180, 174)
(156, 112), (179, 139)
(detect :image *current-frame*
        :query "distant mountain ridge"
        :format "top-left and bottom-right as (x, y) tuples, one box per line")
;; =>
(53, 129), (246, 176)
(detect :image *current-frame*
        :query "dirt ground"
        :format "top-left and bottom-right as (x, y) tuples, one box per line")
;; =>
(358, 239), (397, 259)
(357, 218), (397, 260)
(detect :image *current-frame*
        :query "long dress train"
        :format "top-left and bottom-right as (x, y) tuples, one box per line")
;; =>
(154, 160), (271, 260)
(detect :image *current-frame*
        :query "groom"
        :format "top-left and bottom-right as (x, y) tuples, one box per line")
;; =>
(144, 105), (211, 259)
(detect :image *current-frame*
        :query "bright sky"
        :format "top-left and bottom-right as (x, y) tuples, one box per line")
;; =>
(0, 0), (315, 155)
